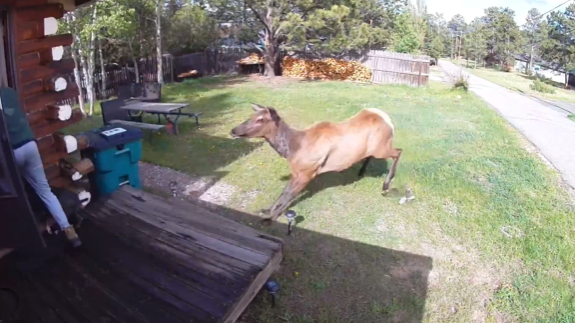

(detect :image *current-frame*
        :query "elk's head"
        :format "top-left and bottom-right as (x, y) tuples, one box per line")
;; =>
(231, 103), (281, 139)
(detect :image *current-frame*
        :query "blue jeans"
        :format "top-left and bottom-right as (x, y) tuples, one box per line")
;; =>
(13, 141), (70, 230)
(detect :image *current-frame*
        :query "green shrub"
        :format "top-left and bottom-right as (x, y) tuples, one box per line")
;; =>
(530, 79), (556, 94)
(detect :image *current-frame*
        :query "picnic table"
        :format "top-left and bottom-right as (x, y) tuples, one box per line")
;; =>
(121, 101), (202, 135)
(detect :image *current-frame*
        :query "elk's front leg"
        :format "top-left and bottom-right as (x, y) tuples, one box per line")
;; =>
(262, 174), (312, 223)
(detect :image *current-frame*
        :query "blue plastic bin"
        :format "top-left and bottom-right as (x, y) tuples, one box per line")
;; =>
(82, 125), (144, 196)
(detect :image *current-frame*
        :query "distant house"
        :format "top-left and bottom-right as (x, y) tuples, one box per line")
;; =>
(513, 54), (574, 86)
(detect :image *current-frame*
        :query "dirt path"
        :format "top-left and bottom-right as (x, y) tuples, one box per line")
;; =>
(439, 60), (575, 190)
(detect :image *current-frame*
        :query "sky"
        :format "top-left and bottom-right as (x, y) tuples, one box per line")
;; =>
(423, 0), (572, 25)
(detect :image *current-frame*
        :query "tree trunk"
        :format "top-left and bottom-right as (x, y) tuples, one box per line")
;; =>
(97, 36), (106, 98)
(527, 43), (534, 74)
(263, 32), (276, 77)
(155, 0), (163, 84)
(68, 13), (85, 115)
(565, 72), (569, 88)
(127, 38), (140, 83)
(85, 5), (97, 115)
(474, 59), (477, 69)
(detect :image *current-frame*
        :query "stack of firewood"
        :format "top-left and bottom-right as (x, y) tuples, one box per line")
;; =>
(282, 57), (371, 82)
(238, 53), (264, 64)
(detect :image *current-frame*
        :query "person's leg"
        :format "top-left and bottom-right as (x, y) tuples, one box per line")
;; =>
(15, 142), (81, 247)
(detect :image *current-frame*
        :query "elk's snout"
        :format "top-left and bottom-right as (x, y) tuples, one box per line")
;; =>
(230, 127), (242, 138)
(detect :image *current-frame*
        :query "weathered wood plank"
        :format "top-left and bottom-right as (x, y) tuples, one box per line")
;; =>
(16, 3), (64, 23)
(86, 203), (258, 289)
(18, 34), (73, 55)
(42, 259), (152, 323)
(20, 58), (74, 84)
(68, 252), (187, 323)
(25, 272), (86, 323)
(79, 224), (221, 322)
(24, 83), (78, 114)
(223, 248), (282, 323)
(106, 197), (271, 267)
(118, 187), (282, 255)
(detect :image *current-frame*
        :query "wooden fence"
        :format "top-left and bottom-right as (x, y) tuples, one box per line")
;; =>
(63, 48), (430, 106)
(362, 51), (430, 86)
(288, 50), (430, 86)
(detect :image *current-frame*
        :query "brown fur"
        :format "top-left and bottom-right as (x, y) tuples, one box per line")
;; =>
(231, 103), (402, 222)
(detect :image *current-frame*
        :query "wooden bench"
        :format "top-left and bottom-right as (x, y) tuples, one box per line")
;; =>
(1, 186), (283, 323)
(109, 119), (166, 132)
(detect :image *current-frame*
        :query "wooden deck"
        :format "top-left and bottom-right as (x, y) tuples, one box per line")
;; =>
(0, 186), (283, 323)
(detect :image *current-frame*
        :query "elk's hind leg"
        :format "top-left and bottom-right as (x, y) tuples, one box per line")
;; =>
(358, 157), (372, 177)
(382, 148), (402, 194)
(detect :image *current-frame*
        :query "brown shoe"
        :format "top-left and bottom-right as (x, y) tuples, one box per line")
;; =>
(64, 227), (82, 248)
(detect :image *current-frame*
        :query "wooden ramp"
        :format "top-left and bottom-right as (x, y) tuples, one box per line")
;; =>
(0, 186), (283, 323)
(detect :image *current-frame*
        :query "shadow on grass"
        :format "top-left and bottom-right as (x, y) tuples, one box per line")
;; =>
(275, 159), (400, 211)
(0, 190), (432, 323)
(177, 196), (432, 323)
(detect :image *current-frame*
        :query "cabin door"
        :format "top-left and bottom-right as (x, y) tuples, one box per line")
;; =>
(0, 10), (44, 250)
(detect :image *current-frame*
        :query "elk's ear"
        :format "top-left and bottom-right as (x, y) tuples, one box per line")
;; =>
(251, 103), (266, 111)
(267, 107), (281, 124)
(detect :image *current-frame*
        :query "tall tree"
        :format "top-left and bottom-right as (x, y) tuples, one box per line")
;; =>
(155, 0), (164, 84)
(480, 7), (523, 68)
(229, 0), (399, 76)
(464, 18), (488, 67)
(448, 14), (466, 58)
(523, 8), (544, 73)
(540, 3), (575, 86)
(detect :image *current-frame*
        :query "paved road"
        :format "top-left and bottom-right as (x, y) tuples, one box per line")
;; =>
(439, 60), (575, 189)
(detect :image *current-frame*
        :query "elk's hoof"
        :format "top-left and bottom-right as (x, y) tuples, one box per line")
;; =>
(260, 217), (274, 226)
(382, 190), (390, 197)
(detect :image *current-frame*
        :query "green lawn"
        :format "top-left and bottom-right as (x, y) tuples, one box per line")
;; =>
(462, 66), (575, 104)
(69, 77), (575, 323)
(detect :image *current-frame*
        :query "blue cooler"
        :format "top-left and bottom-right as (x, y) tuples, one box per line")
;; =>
(82, 125), (144, 196)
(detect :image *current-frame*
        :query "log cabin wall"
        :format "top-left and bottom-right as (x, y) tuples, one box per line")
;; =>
(3, 0), (93, 202)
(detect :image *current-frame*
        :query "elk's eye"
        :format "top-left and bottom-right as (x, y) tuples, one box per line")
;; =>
(256, 116), (264, 123)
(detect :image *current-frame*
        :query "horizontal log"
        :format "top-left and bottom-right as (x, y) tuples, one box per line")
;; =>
(44, 163), (61, 181)
(21, 79), (43, 96)
(22, 76), (68, 96)
(60, 158), (94, 181)
(17, 21), (39, 41)
(24, 83), (78, 114)
(66, 184), (92, 208)
(20, 58), (74, 84)
(33, 108), (84, 139)
(18, 34), (73, 55)
(49, 76), (67, 92)
(16, 4), (64, 23)
(48, 176), (71, 189)
(69, 134), (90, 152)
(36, 134), (55, 152)
(40, 147), (67, 167)
(36, 133), (90, 156)
(52, 46), (64, 61)
(19, 52), (40, 69)
(44, 17), (58, 36)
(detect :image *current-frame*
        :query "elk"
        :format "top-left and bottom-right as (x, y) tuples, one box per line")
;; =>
(231, 103), (402, 223)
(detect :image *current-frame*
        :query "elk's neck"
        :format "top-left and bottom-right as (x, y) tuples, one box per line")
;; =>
(265, 121), (301, 159)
